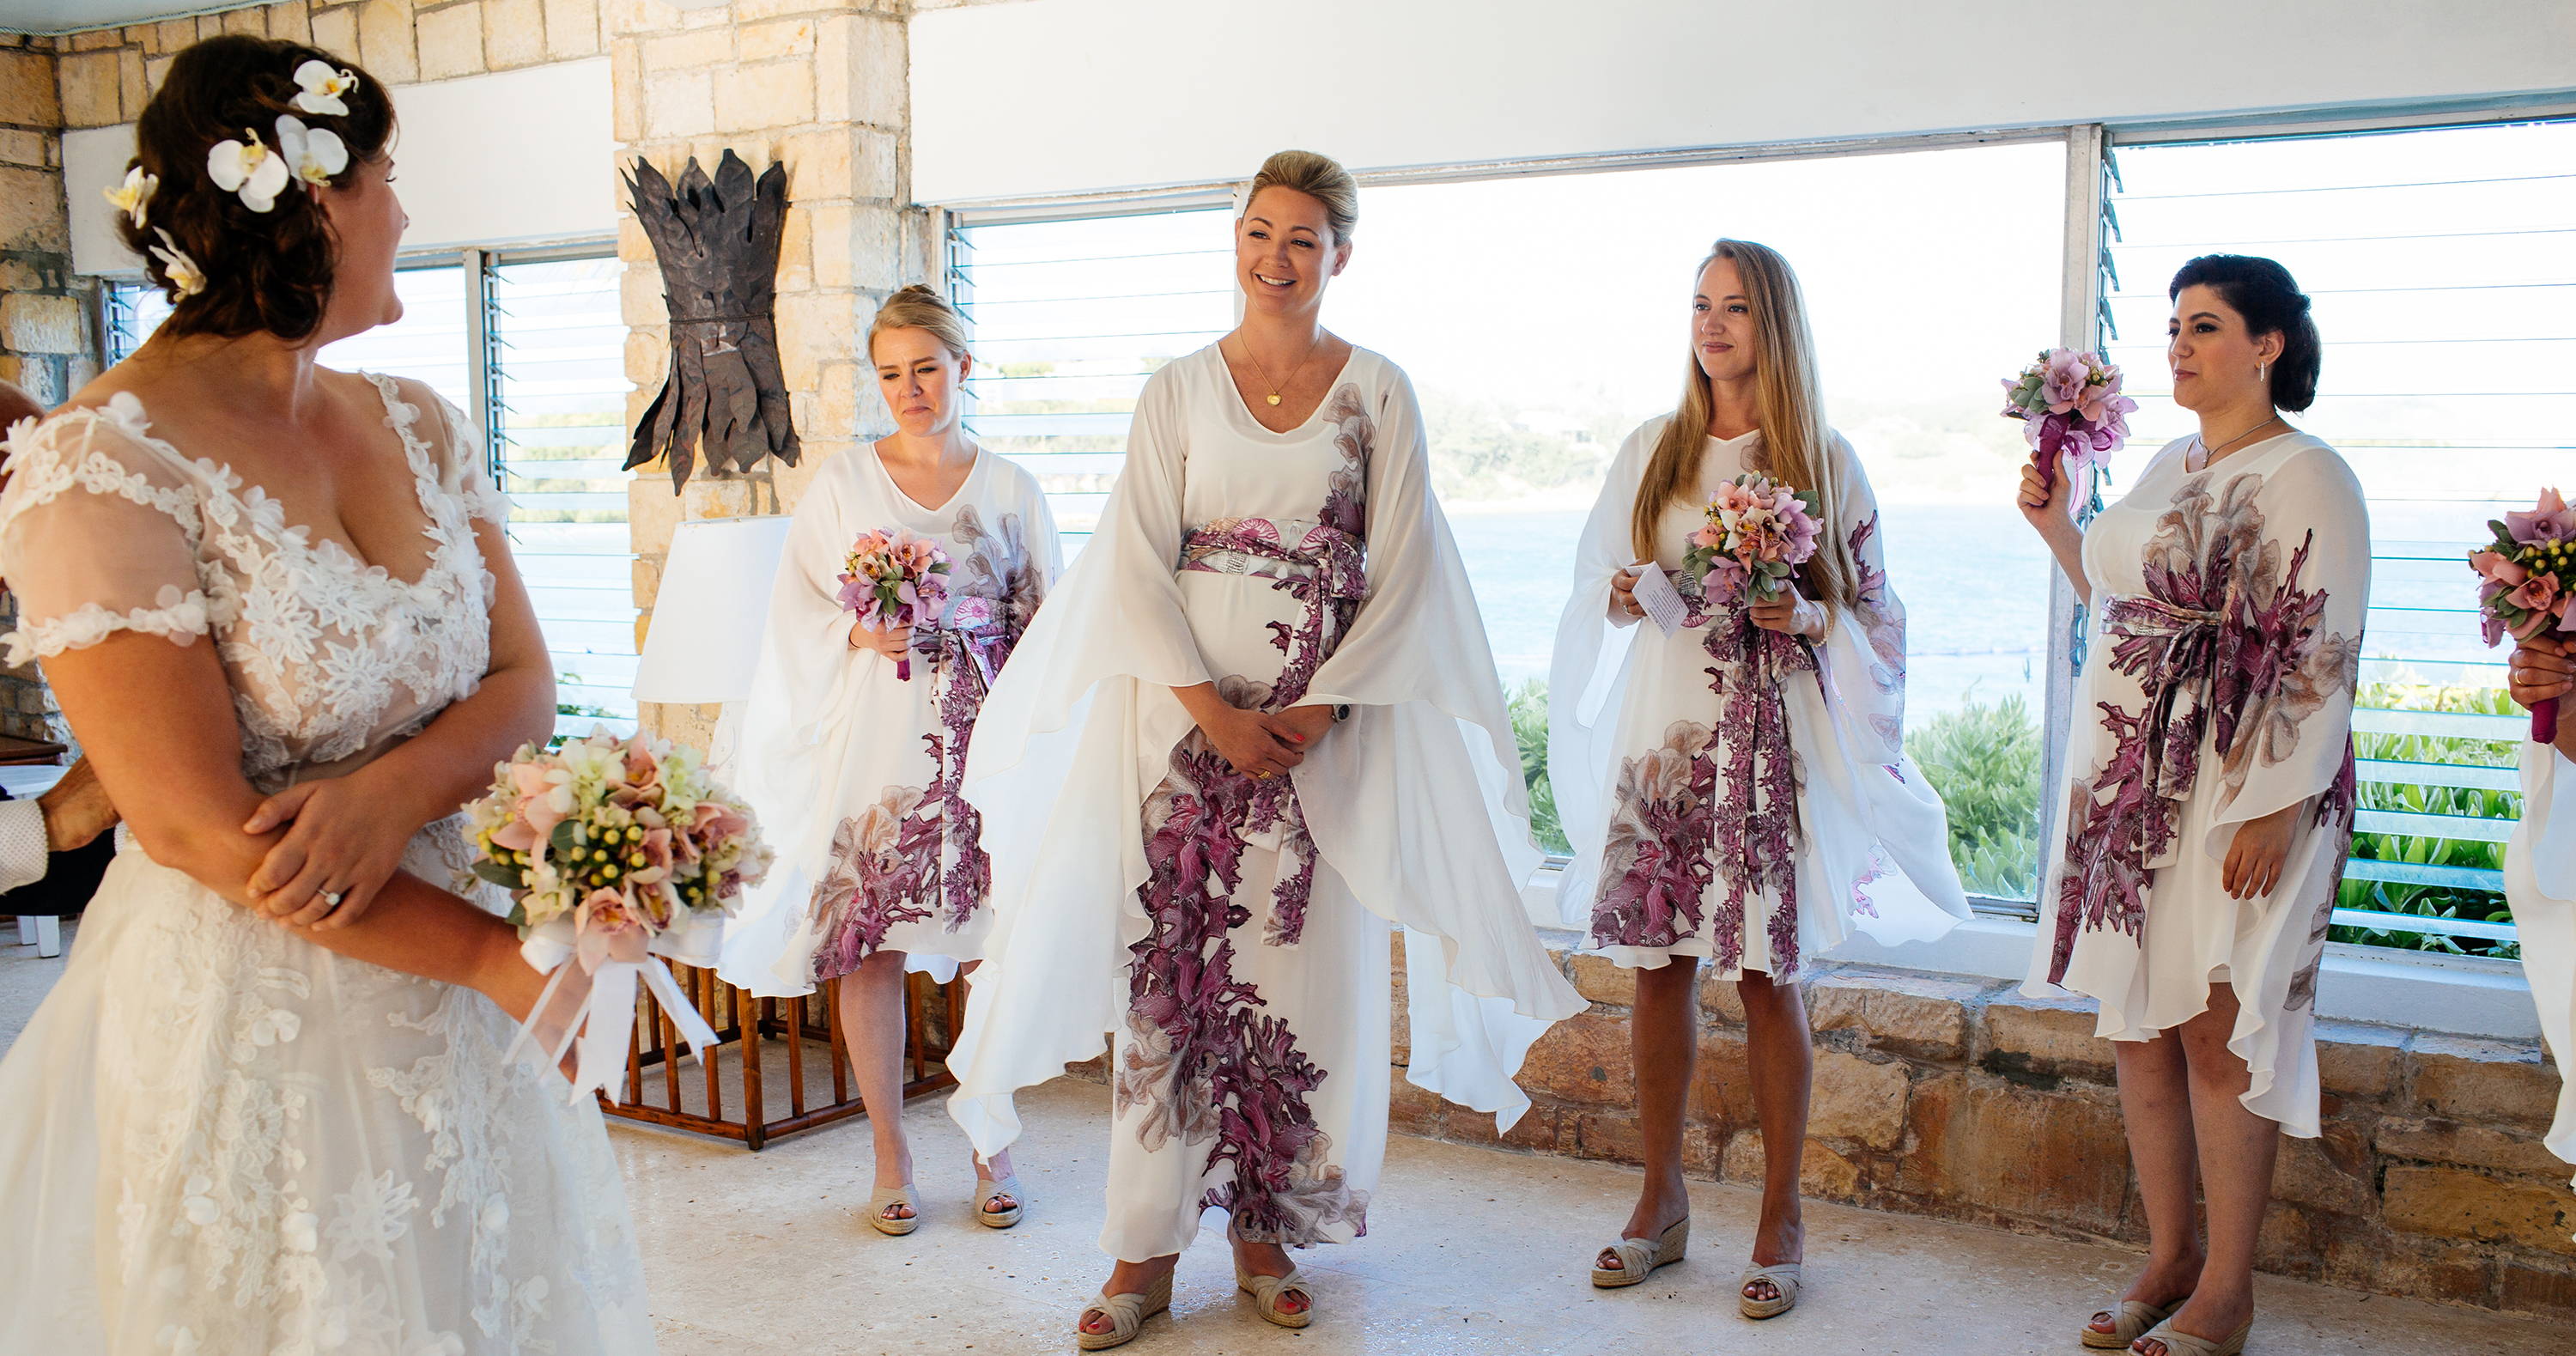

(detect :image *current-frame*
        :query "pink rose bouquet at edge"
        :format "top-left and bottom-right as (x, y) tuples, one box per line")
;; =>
(2000, 347), (2136, 491)
(1683, 471), (1823, 607)
(839, 526), (951, 681)
(467, 726), (775, 1103)
(2470, 486), (2576, 743)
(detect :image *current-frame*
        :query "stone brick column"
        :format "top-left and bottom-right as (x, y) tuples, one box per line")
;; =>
(0, 33), (83, 741)
(607, 0), (928, 750)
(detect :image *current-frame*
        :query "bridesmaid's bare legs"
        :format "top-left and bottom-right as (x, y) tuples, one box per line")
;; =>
(1601, 957), (1698, 1274)
(954, 958), (1019, 1215)
(837, 950), (916, 1224)
(1739, 970), (1811, 1304)
(2139, 987), (2275, 1354)
(2093, 1031), (2205, 1342)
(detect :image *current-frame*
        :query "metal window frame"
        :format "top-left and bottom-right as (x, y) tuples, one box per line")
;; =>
(931, 97), (2563, 926)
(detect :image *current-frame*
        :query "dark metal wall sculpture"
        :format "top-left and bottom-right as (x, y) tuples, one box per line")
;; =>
(623, 149), (800, 492)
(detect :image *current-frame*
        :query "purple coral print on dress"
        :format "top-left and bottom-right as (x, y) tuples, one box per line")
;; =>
(2047, 470), (2362, 985)
(1592, 582), (1821, 976)
(805, 510), (1042, 982)
(1848, 513), (1908, 751)
(1117, 383), (1377, 1248)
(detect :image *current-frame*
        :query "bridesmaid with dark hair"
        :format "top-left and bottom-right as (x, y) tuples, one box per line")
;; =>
(2019, 254), (2366, 1356)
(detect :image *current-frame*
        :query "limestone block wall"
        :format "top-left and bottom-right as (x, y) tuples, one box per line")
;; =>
(0, 33), (78, 740)
(1378, 937), (2575, 1320)
(607, 0), (931, 751)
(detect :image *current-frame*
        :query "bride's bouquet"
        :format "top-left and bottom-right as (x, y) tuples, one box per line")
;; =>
(839, 527), (951, 680)
(1683, 472), (1822, 607)
(2470, 487), (2576, 742)
(2000, 347), (2136, 491)
(468, 727), (774, 1102)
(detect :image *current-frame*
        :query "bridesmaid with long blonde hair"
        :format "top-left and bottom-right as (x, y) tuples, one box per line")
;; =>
(1550, 239), (1970, 1319)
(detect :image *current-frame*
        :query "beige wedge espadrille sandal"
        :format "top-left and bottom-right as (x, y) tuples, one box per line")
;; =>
(1236, 1262), (1314, 1329)
(2083, 1298), (2181, 1350)
(2130, 1317), (2250, 1356)
(1075, 1271), (1173, 1352)
(973, 1173), (1024, 1229)
(1738, 1262), (1802, 1319)
(1590, 1216), (1689, 1288)
(865, 1182), (920, 1237)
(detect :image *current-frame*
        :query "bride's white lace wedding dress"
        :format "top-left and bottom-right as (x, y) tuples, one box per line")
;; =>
(0, 374), (654, 1353)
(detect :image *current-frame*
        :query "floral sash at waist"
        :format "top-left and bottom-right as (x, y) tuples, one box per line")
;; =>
(1179, 516), (1366, 605)
(911, 594), (1016, 690)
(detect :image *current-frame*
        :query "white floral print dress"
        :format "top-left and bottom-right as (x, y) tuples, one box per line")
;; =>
(2024, 431), (2369, 1138)
(0, 376), (653, 1353)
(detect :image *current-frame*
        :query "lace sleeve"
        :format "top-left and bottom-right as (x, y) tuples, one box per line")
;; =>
(414, 384), (509, 526)
(0, 398), (214, 666)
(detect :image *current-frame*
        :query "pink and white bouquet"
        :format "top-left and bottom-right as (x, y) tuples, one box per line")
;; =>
(2000, 348), (2136, 491)
(468, 727), (774, 1101)
(838, 527), (951, 681)
(1683, 472), (1822, 606)
(2470, 487), (2576, 743)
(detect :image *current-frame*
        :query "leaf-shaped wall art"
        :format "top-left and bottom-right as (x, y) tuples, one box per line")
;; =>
(623, 149), (800, 491)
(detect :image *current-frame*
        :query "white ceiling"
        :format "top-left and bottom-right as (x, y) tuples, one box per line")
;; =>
(0, 1), (260, 37)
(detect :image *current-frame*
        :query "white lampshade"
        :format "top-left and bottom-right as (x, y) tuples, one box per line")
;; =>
(632, 514), (795, 705)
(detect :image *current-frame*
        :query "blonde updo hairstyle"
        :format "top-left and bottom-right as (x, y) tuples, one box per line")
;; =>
(1242, 149), (1358, 245)
(866, 283), (971, 364)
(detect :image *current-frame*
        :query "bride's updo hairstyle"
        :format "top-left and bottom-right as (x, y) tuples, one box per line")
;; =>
(1244, 149), (1358, 244)
(124, 35), (395, 342)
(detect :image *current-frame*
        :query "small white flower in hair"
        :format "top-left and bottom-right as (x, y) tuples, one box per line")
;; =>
(290, 59), (361, 118)
(103, 165), (157, 228)
(149, 228), (205, 298)
(276, 115), (348, 187)
(1230, 182), (1251, 221)
(207, 128), (289, 212)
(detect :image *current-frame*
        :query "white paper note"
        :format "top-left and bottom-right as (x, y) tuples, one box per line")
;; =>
(1629, 562), (1692, 636)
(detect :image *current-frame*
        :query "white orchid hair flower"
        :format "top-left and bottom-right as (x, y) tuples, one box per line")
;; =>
(103, 165), (157, 228)
(149, 228), (206, 298)
(276, 115), (349, 187)
(290, 59), (360, 118)
(207, 128), (288, 212)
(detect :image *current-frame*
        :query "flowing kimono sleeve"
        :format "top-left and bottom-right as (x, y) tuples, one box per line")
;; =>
(2206, 443), (2370, 852)
(2506, 742), (2576, 1168)
(1821, 435), (1909, 762)
(714, 464), (861, 996)
(1543, 418), (1662, 925)
(946, 370), (1216, 1155)
(1291, 368), (1585, 1129)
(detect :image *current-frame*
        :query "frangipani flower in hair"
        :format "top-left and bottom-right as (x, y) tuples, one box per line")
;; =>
(290, 59), (361, 117)
(208, 127), (289, 212)
(275, 115), (348, 186)
(102, 165), (155, 228)
(149, 228), (205, 298)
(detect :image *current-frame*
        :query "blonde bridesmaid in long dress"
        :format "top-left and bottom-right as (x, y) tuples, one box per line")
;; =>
(945, 150), (1583, 1350)
(2020, 254), (2366, 1356)
(720, 285), (1057, 1233)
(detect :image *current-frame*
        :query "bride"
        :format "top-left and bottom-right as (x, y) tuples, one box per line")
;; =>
(0, 35), (653, 1353)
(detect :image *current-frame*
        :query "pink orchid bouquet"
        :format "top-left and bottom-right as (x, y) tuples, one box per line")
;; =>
(2000, 348), (2136, 491)
(1683, 472), (1823, 606)
(467, 727), (774, 1101)
(2470, 487), (2576, 743)
(838, 527), (951, 681)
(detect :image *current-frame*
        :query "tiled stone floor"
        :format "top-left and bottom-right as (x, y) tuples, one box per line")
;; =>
(3, 924), (2560, 1354)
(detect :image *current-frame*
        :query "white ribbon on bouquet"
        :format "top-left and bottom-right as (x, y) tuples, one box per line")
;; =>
(507, 909), (726, 1105)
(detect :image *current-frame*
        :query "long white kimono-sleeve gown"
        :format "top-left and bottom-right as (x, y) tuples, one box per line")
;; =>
(945, 344), (1583, 1260)
(718, 445), (1057, 994)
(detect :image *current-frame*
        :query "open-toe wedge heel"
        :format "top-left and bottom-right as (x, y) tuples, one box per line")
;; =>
(1590, 1216), (1689, 1288)
(1075, 1272), (1173, 1352)
(2083, 1298), (2180, 1350)
(974, 1173), (1024, 1229)
(1738, 1262), (1802, 1319)
(2131, 1318), (2250, 1356)
(865, 1182), (920, 1237)
(1236, 1263), (1314, 1329)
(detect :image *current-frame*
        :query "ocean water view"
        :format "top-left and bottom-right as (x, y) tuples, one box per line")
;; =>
(1448, 502), (2053, 727)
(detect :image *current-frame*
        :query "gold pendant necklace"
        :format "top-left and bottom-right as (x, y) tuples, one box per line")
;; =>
(1237, 331), (1322, 407)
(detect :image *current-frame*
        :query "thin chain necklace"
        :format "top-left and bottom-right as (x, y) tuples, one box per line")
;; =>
(2189, 413), (2287, 471)
(1233, 329), (1323, 407)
